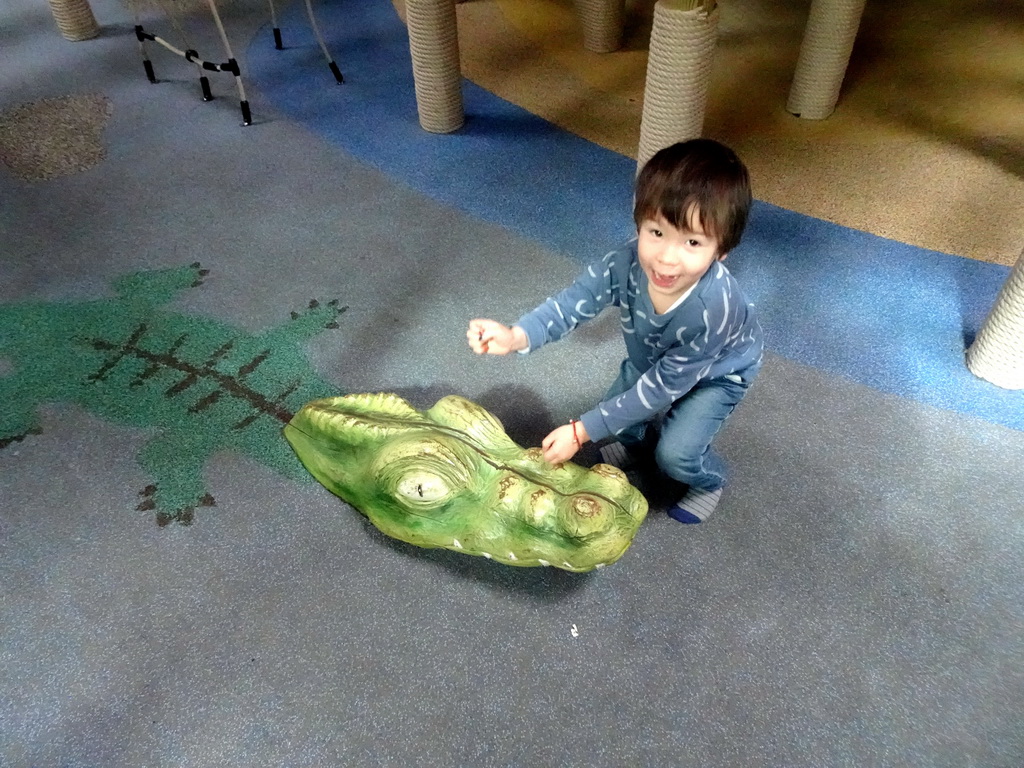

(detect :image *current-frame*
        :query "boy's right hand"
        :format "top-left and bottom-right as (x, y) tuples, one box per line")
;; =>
(467, 319), (527, 355)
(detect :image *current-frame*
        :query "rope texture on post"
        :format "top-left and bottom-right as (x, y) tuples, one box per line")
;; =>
(406, 0), (464, 134)
(786, 0), (867, 120)
(47, 0), (100, 41)
(574, 0), (625, 53)
(636, 0), (719, 171)
(966, 250), (1024, 390)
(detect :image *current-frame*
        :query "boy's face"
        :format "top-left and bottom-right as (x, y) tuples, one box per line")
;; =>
(636, 207), (723, 307)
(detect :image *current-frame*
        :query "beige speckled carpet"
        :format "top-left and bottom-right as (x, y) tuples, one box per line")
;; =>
(0, 93), (112, 181)
(429, 0), (1024, 265)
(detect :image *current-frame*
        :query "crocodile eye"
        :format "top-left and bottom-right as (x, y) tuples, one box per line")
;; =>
(396, 472), (450, 502)
(374, 437), (472, 511)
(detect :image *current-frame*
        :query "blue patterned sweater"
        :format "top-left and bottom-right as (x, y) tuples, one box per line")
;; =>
(516, 242), (764, 443)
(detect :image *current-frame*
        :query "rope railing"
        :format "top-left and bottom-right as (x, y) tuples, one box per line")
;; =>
(264, 0), (344, 82)
(130, 0), (252, 124)
(128, 0), (344, 127)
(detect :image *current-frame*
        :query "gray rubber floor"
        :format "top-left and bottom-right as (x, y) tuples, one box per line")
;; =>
(2, 0), (1022, 766)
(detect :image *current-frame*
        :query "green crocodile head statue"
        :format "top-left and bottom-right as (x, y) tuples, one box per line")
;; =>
(284, 393), (648, 572)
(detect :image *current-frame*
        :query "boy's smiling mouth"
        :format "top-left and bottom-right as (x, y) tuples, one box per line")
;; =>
(650, 270), (678, 288)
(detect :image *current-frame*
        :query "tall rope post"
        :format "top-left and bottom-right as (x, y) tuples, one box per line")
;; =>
(636, 0), (719, 171)
(47, 0), (100, 41)
(574, 0), (625, 53)
(786, 0), (867, 119)
(405, 0), (464, 133)
(966, 249), (1024, 390)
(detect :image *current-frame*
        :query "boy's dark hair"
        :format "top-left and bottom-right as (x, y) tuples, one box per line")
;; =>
(634, 139), (752, 255)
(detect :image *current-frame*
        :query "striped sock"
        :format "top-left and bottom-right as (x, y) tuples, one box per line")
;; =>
(598, 442), (634, 469)
(667, 487), (722, 524)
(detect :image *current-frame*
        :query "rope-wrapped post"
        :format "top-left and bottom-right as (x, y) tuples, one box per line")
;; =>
(966, 249), (1024, 390)
(406, 0), (464, 133)
(574, 0), (625, 53)
(786, 0), (866, 119)
(636, 0), (719, 172)
(47, 0), (100, 41)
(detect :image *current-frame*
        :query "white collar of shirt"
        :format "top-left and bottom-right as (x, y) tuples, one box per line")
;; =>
(655, 282), (697, 316)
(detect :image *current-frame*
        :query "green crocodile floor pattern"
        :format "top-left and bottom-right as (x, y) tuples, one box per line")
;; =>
(0, 262), (346, 525)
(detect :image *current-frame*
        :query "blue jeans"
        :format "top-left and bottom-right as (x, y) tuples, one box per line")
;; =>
(604, 358), (755, 492)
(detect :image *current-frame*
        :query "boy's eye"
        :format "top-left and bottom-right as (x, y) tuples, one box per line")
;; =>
(651, 228), (663, 237)
(688, 239), (701, 247)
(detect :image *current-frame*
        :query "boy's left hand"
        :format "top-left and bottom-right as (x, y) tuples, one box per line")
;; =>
(541, 422), (589, 465)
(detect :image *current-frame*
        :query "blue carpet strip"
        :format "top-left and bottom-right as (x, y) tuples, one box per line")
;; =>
(246, 0), (1021, 431)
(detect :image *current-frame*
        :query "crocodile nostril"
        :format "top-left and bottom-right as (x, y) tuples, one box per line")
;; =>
(571, 495), (601, 518)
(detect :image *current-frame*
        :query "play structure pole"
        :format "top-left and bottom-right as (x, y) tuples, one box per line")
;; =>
(47, 0), (100, 41)
(966, 250), (1024, 390)
(405, 0), (464, 133)
(786, 0), (867, 119)
(636, 0), (719, 171)
(203, 0), (252, 125)
(574, 0), (625, 53)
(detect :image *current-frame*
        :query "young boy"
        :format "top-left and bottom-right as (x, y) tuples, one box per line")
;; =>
(466, 139), (763, 523)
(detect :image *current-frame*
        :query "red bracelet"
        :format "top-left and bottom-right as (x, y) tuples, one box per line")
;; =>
(569, 419), (582, 449)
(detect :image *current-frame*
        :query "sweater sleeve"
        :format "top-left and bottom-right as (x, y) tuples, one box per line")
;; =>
(580, 316), (725, 442)
(514, 252), (619, 353)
